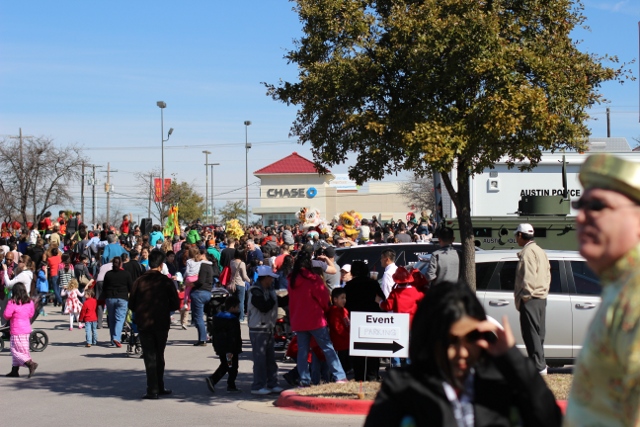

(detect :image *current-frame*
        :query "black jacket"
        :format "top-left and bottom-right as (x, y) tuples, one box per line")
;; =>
(128, 270), (180, 333)
(211, 311), (242, 355)
(102, 269), (133, 300)
(344, 276), (385, 313)
(123, 260), (144, 283)
(194, 262), (214, 292)
(365, 347), (562, 427)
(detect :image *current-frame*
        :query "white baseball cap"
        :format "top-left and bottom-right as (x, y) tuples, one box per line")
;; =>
(340, 264), (351, 273)
(515, 223), (534, 236)
(256, 265), (279, 279)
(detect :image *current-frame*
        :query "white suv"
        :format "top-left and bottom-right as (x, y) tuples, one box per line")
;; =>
(474, 250), (600, 366)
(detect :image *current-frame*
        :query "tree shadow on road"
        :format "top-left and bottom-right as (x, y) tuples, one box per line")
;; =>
(1, 368), (284, 406)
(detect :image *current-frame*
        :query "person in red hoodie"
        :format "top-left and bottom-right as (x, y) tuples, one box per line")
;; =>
(377, 266), (424, 368)
(327, 288), (350, 373)
(288, 248), (347, 386)
(79, 286), (98, 347)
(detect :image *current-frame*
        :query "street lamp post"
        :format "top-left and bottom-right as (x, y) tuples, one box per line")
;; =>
(244, 120), (252, 226)
(202, 150), (211, 223)
(157, 101), (173, 223)
(208, 162), (220, 223)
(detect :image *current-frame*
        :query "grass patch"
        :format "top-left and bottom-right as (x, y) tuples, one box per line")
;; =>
(294, 374), (573, 401)
(544, 374), (573, 400)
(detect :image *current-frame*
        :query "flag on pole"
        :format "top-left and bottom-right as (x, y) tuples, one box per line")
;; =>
(164, 205), (180, 237)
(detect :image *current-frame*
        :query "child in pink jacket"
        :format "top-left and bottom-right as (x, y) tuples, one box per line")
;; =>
(3, 283), (38, 378)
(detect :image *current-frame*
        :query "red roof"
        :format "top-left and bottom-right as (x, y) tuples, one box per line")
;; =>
(254, 152), (329, 175)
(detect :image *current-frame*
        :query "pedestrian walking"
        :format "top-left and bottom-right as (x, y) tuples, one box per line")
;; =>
(3, 283), (38, 378)
(79, 287), (98, 347)
(61, 278), (84, 330)
(128, 249), (180, 399)
(206, 295), (242, 393)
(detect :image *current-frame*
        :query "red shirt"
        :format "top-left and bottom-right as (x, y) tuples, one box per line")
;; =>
(379, 286), (424, 325)
(79, 297), (98, 322)
(39, 218), (52, 231)
(326, 305), (350, 351)
(47, 254), (62, 277)
(120, 219), (130, 234)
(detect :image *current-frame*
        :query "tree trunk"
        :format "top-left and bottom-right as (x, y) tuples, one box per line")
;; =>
(440, 163), (477, 291)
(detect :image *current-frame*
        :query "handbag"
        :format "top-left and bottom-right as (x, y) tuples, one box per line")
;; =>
(219, 266), (231, 286)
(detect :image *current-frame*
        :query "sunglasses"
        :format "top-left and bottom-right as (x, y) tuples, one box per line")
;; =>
(465, 329), (498, 344)
(571, 198), (639, 212)
(571, 199), (608, 211)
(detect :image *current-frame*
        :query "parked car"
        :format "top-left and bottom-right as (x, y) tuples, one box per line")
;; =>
(334, 242), (475, 273)
(473, 250), (600, 366)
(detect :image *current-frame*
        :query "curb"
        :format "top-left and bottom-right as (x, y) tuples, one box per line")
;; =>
(276, 391), (568, 416)
(275, 390), (372, 415)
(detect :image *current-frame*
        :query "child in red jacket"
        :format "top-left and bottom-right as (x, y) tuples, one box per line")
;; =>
(377, 267), (424, 368)
(377, 267), (424, 325)
(327, 288), (350, 373)
(79, 287), (98, 347)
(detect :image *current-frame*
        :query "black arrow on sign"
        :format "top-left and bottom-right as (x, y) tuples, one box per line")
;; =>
(354, 341), (404, 353)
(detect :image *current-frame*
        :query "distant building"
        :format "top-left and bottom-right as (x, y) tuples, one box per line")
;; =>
(252, 152), (409, 225)
(436, 137), (639, 219)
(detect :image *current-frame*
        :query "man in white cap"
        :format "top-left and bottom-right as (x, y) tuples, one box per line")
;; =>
(514, 222), (550, 375)
(565, 154), (640, 427)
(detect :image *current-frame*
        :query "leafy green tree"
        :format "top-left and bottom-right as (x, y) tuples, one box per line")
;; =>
(164, 181), (205, 225)
(219, 201), (249, 226)
(265, 0), (631, 288)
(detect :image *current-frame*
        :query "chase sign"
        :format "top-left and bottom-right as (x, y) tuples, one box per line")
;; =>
(266, 187), (317, 199)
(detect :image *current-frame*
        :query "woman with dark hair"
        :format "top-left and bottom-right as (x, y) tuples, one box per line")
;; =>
(102, 256), (133, 348)
(275, 254), (294, 290)
(229, 249), (251, 322)
(288, 249), (346, 386)
(343, 260), (385, 381)
(190, 250), (214, 346)
(365, 282), (562, 427)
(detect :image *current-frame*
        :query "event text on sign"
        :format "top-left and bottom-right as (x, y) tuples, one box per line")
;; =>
(366, 315), (394, 324)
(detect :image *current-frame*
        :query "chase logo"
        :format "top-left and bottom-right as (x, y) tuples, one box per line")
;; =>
(306, 187), (317, 198)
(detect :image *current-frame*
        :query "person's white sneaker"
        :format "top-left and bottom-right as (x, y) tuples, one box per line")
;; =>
(251, 388), (272, 395)
(270, 386), (284, 393)
(539, 367), (548, 376)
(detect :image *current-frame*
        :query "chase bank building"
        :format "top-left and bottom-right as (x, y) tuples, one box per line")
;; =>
(252, 152), (409, 226)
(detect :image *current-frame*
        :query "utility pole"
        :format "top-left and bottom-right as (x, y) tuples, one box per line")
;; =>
(104, 163), (117, 225)
(148, 172), (153, 219)
(81, 163), (85, 222)
(207, 162), (220, 223)
(203, 151), (211, 223)
(88, 164), (103, 226)
(606, 107), (611, 138)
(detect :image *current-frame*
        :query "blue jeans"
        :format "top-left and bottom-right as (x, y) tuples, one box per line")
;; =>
(234, 285), (246, 322)
(296, 327), (346, 385)
(85, 321), (98, 345)
(190, 289), (211, 342)
(50, 275), (61, 305)
(105, 298), (128, 344)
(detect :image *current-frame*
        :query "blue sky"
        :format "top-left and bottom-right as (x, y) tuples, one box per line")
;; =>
(0, 0), (639, 224)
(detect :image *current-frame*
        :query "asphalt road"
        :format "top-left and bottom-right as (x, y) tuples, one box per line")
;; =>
(0, 310), (366, 427)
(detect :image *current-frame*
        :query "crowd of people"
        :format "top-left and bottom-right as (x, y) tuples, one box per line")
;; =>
(1, 151), (640, 425)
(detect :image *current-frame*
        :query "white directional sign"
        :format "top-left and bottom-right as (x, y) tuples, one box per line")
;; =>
(349, 312), (410, 358)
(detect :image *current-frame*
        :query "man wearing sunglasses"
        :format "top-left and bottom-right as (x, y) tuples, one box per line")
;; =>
(565, 154), (640, 427)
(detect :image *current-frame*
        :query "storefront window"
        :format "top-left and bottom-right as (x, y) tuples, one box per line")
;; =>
(262, 214), (298, 226)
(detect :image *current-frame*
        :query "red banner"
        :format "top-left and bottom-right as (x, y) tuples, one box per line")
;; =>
(154, 178), (172, 202)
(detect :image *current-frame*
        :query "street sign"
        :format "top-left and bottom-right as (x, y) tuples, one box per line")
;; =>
(349, 312), (410, 358)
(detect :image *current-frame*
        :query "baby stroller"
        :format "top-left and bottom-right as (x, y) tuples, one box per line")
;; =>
(121, 310), (142, 357)
(205, 286), (230, 336)
(0, 297), (49, 353)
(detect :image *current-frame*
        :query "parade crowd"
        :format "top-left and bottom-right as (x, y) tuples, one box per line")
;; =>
(2, 152), (640, 426)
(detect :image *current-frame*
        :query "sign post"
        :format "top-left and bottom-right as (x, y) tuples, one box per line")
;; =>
(349, 312), (410, 358)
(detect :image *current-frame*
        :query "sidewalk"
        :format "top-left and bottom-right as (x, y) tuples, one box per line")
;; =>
(0, 311), (365, 427)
